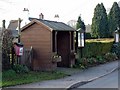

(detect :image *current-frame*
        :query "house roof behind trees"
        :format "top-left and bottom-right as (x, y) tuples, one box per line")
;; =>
(7, 20), (18, 30)
(85, 24), (91, 33)
(11, 30), (18, 38)
(7, 20), (18, 38)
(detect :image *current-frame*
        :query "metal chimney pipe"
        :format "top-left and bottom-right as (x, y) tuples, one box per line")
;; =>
(39, 13), (44, 19)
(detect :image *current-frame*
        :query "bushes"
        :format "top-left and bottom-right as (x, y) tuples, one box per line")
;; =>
(75, 39), (118, 69)
(75, 52), (118, 69)
(85, 33), (99, 39)
(2, 69), (16, 78)
(82, 39), (113, 57)
(104, 52), (118, 61)
(85, 33), (92, 39)
(111, 42), (120, 58)
(13, 64), (29, 73)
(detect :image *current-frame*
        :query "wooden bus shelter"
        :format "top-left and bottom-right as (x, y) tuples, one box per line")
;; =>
(21, 18), (76, 71)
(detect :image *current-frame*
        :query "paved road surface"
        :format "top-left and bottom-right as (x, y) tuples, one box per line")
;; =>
(77, 69), (119, 88)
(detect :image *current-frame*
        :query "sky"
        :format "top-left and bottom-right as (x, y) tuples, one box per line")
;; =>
(0, 0), (120, 27)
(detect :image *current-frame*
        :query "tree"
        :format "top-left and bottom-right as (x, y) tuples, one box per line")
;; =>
(2, 26), (13, 70)
(91, 3), (109, 38)
(100, 3), (109, 37)
(76, 16), (86, 30)
(108, 2), (120, 37)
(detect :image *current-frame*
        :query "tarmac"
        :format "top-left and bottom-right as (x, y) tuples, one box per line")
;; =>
(5, 60), (119, 89)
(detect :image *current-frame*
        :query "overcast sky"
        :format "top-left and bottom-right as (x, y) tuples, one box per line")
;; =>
(0, 0), (120, 27)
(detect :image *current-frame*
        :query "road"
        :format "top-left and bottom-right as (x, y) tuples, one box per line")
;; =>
(77, 69), (119, 88)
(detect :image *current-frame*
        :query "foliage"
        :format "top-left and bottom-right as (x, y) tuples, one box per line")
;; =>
(108, 2), (120, 37)
(75, 52), (118, 69)
(2, 29), (13, 70)
(52, 52), (61, 58)
(104, 52), (118, 61)
(74, 39), (117, 69)
(111, 43), (120, 58)
(76, 16), (86, 30)
(13, 64), (29, 74)
(2, 70), (67, 87)
(82, 39), (113, 57)
(96, 55), (106, 64)
(91, 3), (109, 38)
(73, 58), (87, 69)
(87, 57), (97, 65)
(52, 52), (62, 62)
(2, 69), (16, 78)
(85, 33), (93, 39)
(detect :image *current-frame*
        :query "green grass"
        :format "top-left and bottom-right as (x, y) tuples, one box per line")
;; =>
(2, 70), (68, 87)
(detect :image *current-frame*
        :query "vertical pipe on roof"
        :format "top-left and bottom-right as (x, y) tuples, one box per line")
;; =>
(55, 31), (57, 52)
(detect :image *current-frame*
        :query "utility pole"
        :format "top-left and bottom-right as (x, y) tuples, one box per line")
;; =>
(17, 18), (21, 64)
(18, 18), (21, 43)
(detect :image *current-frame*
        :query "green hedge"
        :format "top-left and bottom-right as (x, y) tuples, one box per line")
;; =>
(85, 33), (92, 39)
(111, 42), (120, 58)
(78, 40), (114, 58)
(85, 33), (97, 39)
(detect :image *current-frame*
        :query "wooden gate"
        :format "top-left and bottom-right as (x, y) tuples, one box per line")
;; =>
(21, 46), (33, 68)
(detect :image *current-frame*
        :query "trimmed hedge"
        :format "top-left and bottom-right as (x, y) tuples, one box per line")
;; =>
(85, 33), (92, 39)
(75, 39), (117, 69)
(85, 33), (97, 39)
(78, 39), (114, 58)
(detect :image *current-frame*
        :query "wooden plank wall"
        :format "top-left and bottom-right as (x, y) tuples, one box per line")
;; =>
(21, 22), (54, 71)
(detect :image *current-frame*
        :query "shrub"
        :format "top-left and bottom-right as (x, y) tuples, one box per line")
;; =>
(2, 69), (16, 78)
(85, 33), (92, 39)
(74, 58), (87, 69)
(96, 55), (106, 64)
(75, 39), (117, 69)
(80, 39), (113, 57)
(104, 52), (118, 61)
(13, 64), (29, 74)
(75, 53), (117, 69)
(87, 57), (96, 64)
(111, 43), (120, 58)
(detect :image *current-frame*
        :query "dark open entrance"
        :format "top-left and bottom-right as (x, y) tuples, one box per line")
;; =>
(57, 31), (70, 67)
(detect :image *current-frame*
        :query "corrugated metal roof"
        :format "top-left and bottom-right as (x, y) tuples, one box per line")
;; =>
(29, 18), (75, 31)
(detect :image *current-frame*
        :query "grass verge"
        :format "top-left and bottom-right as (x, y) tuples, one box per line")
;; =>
(2, 70), (68, 87)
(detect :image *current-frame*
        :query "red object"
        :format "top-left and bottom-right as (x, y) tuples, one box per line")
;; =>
(14, 45), (23, 56)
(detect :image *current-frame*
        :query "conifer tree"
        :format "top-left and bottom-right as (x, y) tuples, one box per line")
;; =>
(91, 3), (109, 38)
(76, 16), (86, 30)
(108, 2), (120, 37)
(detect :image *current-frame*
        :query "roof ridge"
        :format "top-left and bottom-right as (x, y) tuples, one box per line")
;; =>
(28, 17), (75, 31)
(29, 17), (64, 23)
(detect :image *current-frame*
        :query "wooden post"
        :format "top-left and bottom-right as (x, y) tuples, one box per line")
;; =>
(69, 31), (71, 51)
(18, 18), (21, 43)
(75, 31), (78, 53)
(55, 31), (57, 52)
(18, 18), (21, 64)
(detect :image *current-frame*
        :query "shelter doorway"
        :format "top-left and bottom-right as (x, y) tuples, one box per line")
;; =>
(57, 31), (70, 67)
